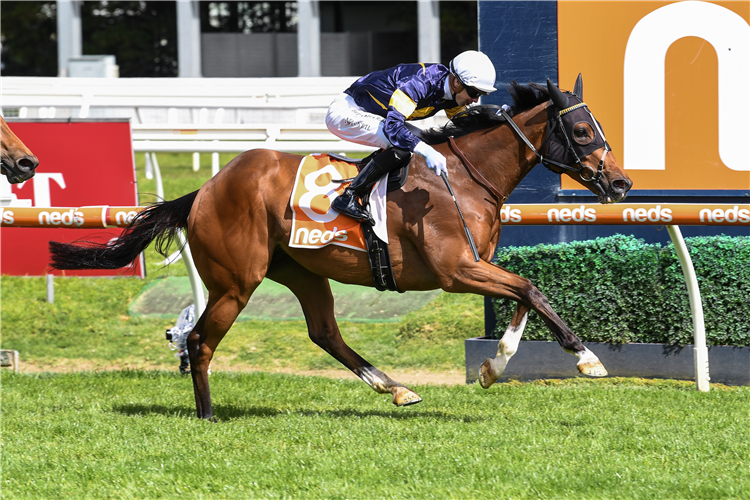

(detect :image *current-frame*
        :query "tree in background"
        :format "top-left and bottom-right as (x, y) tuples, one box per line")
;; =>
(200, 1), (297, 33)
(440, 1), (478, 66)
(81, 1), (177, 77)
(1, 2), (58, 76)
(1, 1), (177, 77)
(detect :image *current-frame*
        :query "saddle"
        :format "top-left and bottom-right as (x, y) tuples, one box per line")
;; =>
(328, 151), (410, 194)
(328, 151), (407, 293)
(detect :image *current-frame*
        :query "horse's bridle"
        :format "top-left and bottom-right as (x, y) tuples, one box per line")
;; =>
(497, 101), (610, 184)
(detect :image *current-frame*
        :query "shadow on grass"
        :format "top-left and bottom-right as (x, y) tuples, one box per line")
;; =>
(220, 405), (478, 423)
(111, 403), (198, 418)
(112, 403), (477, 423)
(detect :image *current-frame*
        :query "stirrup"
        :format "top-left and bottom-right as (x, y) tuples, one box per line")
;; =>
(342, 208), (375, 226)
(331, 194), (375, 225)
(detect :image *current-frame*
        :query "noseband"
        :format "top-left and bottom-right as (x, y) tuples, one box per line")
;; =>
(497, 101), (610, 184)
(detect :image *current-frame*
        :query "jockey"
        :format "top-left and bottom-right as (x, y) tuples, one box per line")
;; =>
(326, 50), (497, 224)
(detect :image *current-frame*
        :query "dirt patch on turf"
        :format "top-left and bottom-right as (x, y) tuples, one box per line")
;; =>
(255, 367), (466, 386)
(14, 359), (466, 386)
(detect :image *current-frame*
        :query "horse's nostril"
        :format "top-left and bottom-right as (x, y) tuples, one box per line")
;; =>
(18, 157), (38, 170)
(612, 178), (632, 193)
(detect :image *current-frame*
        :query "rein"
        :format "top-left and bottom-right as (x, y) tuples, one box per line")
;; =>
(447, 137), (507, 203)
(497, 107), (606, 184)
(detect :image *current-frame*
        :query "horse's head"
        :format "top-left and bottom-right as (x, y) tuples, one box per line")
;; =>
(544, 76), (632, 203)
(1, 116), (39, 184)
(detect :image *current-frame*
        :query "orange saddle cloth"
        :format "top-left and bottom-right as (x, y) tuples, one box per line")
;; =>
(289, 153), (368, 252)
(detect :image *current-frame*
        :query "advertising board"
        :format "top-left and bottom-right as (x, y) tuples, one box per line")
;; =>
(558, 1), (749, 192)
(0, 119), (143, 277)
(479, 0), (749, 245)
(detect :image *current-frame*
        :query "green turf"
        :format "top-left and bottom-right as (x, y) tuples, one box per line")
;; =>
(2, 371), (748, 500)
(3, 153), (748, 499)
(0, 275), (480, 373)
(128, 276), (442, 322)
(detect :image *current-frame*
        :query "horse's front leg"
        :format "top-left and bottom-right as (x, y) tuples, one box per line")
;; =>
(479, 303), (529, 388)
(448, 259), (607, 383)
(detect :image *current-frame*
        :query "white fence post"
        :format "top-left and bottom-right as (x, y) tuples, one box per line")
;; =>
(211, 145), (220, 177)
(148, 151), (205, 317)
(666, 225), (710, 392)
(151, 153), (164, 201)
(46, 274), (54, 303)
(177, 229), (206, 319)
(144, 152), (154, 180)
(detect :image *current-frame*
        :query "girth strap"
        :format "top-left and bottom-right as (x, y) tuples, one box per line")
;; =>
(361, 224), (402, 293)
(447, 137), (507, 203)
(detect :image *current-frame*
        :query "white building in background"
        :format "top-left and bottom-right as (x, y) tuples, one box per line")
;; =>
(55, 0), (442, 78)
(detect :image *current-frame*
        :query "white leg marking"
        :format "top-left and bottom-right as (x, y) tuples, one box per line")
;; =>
(359, 366), (391, 393)
(574, 347), (608, 376)
(574, 347), (599, 364)
(487, 312), (528, 379)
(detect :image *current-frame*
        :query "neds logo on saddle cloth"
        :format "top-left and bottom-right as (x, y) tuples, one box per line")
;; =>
(289, 154), (368, 252)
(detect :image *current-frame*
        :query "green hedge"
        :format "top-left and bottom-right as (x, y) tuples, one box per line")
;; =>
(491, 235), (750, 346)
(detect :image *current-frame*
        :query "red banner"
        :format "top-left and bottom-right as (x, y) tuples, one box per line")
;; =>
(0, 119), (143, 277)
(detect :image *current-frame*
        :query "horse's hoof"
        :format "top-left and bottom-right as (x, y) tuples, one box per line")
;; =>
(577, 359), (608, 377)
(391, 386), (422, 407)
(479, 359), (498, 389)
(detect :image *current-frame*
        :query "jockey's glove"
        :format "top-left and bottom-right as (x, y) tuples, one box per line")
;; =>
(414, 141), (448, 177)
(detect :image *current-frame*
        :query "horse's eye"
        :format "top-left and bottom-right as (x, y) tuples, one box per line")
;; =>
(572, 122), (594, 145)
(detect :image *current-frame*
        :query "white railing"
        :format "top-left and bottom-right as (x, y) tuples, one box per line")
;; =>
(1, 76), (356, 121)
(2, 76), (449, 162)
(131, 123), (377, 154)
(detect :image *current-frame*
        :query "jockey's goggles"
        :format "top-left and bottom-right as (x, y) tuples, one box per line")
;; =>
(463, 84), (490, 100)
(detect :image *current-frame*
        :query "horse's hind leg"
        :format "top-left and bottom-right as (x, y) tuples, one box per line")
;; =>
(479, 303), (529, 388)
(266, 257), (422, 407)
(187, 288), (251, 420)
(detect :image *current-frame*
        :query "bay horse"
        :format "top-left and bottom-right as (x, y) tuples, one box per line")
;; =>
(1, 116), (39, 184)
(50, 76), (632, 420)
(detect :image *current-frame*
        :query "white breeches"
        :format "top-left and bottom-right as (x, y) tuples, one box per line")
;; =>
(325, 93), (392, 150)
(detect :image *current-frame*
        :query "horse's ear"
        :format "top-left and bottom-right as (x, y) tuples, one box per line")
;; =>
(547, 79), (569, 110)
(573, 73), (583, 99)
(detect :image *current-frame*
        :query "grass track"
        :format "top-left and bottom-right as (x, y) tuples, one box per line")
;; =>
(4, 153), (749, 499)
(2, 371), (749, 499)
(0, 274), (478, 374)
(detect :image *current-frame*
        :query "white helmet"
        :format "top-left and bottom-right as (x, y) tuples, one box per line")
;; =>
(449, 50), (497, 94)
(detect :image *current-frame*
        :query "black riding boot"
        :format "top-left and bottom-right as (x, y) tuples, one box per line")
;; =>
(331, 147), (411, 224)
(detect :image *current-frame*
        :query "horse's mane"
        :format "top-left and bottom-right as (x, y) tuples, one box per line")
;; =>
(421, 81), (550, 145)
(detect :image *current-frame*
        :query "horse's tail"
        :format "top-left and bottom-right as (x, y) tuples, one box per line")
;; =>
(49, 190), (199, 270)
